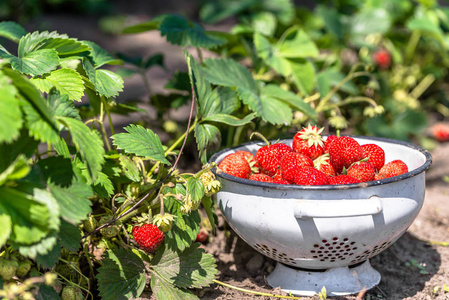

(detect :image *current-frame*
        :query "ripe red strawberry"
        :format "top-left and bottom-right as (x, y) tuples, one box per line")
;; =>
(313, 154), (336, 177)
(292, 125), (325, 160)
(329, 175), (361, 185)
(293, 166), (329, 185)
(195, 231), (209, 244)
(375, 160), (408, 180)
(272, 169), (291, 184)
(133, 224), (164, 253)
(249, 173), (276, 183)
(347, 162), (375, 182)
(373, 49), (391, 69)
(432, 123), (449, 142)
(361, 144), (385, 172)
(256, 143), (292, 177)
(218, 153), (251, 179)
(324, 135), (338, 153)
(328, 136), (363, 174)
(235, 150), (260, 173)
(280, 152), (314, 182)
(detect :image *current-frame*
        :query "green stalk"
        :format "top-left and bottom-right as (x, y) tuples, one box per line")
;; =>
(99, 98), (112, 151)
(405, 31), (421, 63)
(410, 74), (435, 99)
(213, 279), (303, 299)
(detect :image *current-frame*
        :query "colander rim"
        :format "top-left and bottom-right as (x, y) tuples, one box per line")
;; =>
(208, 135), (432, 190)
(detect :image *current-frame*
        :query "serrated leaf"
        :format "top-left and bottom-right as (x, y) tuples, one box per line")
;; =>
(187, 177), (205, 202)
(6, 49), (60, 76)
(37, 156), (74, 188)
(47, 88), (81, 120)
(159, 14), (227, 49)
(0, 187), (50, 245)
(290, 58), (316, 95)
(57, 116), (105, 182)
(119, 155), (141, 182)
(35, 284), (61, 300)
(84, 41), (122, 67)
(254, 33), (291, 75)
(0, 155), (30, 186)
(31, 68), (84, 102)
(49, 181), (92, 225)
(261, 84), (317, 120)
(202, 112), (256, 126)
(97, 248), (146, 300)
(151, 243), (217, 289)
(0, 129), (39, 174)
(200, 0), (254, 24)
(83, 58), (124, 98)
(150, 275), (198, 300)
(0, 21), (27, 43)
(13, 235), (58, 259)
(35, 238), (61, 269)
(121, 15), (167, 34)
(59, 219), (81, 252)
(216, 86), (240, 114)
(194, 123), (221, 164)
(0, 214), (12, 248)
(202, 57), (258, 92)
(278, 28), (319, 58)
(112, 124), (170, 165)
(0, 72), (22, 143)
(91, 171), (115, 198)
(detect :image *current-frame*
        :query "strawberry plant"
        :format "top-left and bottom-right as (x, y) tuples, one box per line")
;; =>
(0, 20), (261, 299)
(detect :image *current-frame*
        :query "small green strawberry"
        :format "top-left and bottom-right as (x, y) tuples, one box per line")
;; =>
(16, 258), (32, 277)
(199, 170), (221, 196)
(152, 213), (175, 232)
(99, 215), (120, 238)
(61, 285), (83, 300)
(83, 215), (98, 233)
(0, 257), (19, 280)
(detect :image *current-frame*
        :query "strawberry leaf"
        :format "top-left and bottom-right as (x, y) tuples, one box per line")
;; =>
(0, 72), (22, 143)
(0, 21), (27, 43)
(194, 123), (221, 164)
(150, 275), (198, 300)
(83, 57), (124, 98)
(290, 58), (316, 95)
(0, 214), (12, 249)
(277, 28), (319, 58)
(59, 220), (81, 252)
(202, 112), (257, 126)
(47, 88), (81, 120)
(112, 124), (170, 165)
(35, 284), (61, 300)
(97, 248), (146, 300)
(6, 49), (60, 76)
(13, 235), (58, 259)
(0, 155), (30, 186)
(151, 243), (218, 289)
(35, 238), (61, 268)
(18, 31), (87, 57)
(31, 68), (85, 102)
(83, 41), (122, 67)
(187, 177), (205, 202)
(119, 155), (141, 182)
(159, 14), (227, 49)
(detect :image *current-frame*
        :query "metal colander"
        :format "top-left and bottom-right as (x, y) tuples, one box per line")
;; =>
(209, 136), (432, 296)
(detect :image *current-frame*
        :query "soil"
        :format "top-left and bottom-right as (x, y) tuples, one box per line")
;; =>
(12, 4), (449, 299)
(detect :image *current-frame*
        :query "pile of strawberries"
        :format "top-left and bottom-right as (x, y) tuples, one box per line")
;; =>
(218, 125), (409, 186)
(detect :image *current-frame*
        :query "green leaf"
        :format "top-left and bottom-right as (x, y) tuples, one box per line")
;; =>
(0, 130), (39, 174)
(316, 6), (344, 40)
(261, 84), (317, 120)
(159, 14), (227, 49)
(47, 88), (81, 120)
(49, 181), (92, 225)
(200, 0), (254, 24)
(290, 58), (316, 95)
(35, 238), (61, 269)
(83, 58), (124, 98)
(18, 31), (85, 57)
(112, 124), (170, 165)
(251, 12), (277, 36)
(144, 53), (165, 69)
(14, 234), (58, 259)
(0, 187), (50, 245)
(59, 220), (81, 252)
(31, 68), (85, 102)
(119, 155), (141, 182)
(57, 116), (105, 182)
(151, 243), (217, 288)
(5, 49), (60, 76)
(254, 33), (291, 75)
(97, 248), (146, 300)
(202, 57), (258, 92)
(194, 123), (221, 164)
(260, 0), (294, 25)
(201, 196), (217, 234)
(165, 71), (191, 92)
(350, 8), (392, 36)
(84, 41), (122, 67)
(278, 28), (319, 58)
(121, 15), (167, 34)
(187, 177), (205, 202)
(35, 284), (61, 300)
(0, 155), (30, 186)
(0, 21), (27, 43)
(0, 214), (12, 248)
(0, 73), (22, 143)
(202, 113), (256, 126)
(150, 275), (197, 300)
(216, 86), (240, 114)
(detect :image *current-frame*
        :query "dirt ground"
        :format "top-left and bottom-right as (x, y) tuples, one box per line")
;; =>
(16, 7), (449, 299)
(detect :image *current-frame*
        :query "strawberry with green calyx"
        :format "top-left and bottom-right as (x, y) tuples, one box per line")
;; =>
(347, 161), (375, 182)
(375, 160), (408, 180)
(235, 150), (261, 173)
(361, 143), (385, 172)
(313, 154), (336, 177)
(328, 136), (363, 174)
(99, 215), (120, 238)
(292, 124), (325, 160)
(249, 173), (276, 183)
(83, 215), (98, 233)
(218, 153), (251, 179)
(152, 213), (175, 233)
(132, 223), (164, 253)
(61, 285), (83, 300)
(280, 152), (313, 182)
(329, 175), (361, 185)
(251, 132), (292, 177)
(293, 166), (329, 186)
(199, 169), (221, 196)
(0, 256), (19, 281)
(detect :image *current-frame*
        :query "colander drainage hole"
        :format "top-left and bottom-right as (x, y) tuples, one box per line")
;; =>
(309, 237), (358, 262)
(253, 243), (297, 265)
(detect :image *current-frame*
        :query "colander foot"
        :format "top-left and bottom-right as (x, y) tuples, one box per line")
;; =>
(266, 259), (381, 296)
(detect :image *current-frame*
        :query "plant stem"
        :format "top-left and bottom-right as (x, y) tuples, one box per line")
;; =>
(406, 31), (420, 63)
(103, 97), (115, 137)
(410, 73), (435, 99)
(99, 98), (112, 151)
(213, 279), (303, 299)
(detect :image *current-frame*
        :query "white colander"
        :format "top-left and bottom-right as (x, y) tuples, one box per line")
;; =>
(209, 136), (432, 296)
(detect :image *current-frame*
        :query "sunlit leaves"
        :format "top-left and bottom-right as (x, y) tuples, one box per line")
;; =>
(31, 68), (85, 102)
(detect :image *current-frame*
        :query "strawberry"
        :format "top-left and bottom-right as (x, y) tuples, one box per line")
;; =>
(376, 160), (408, 180)
(249, 173), (276, 183)
(235, 150), (261, 173)
(280, 152), (314, 182)
(218, 153), (251, 179)
(347, 162), (375, 182)
(293, 166), (329, 186)
(133, 224), (165, 253)
(292, 125), (325, 160)
(328, 136), (363, 174)
(61, 286), (83, 300)
(313, 154), (336, 177)
(373, 49), (391, 69)
(256, 143), (292, 177)
(432, 123), (449, 142)
(324, 135), (338, 153)
(195, 231), (209, 244)
(0, 257), (18, 280)
(272, 169), (291, 184)
(361, 143), (385, 172)
(329, 175), (361, 185)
